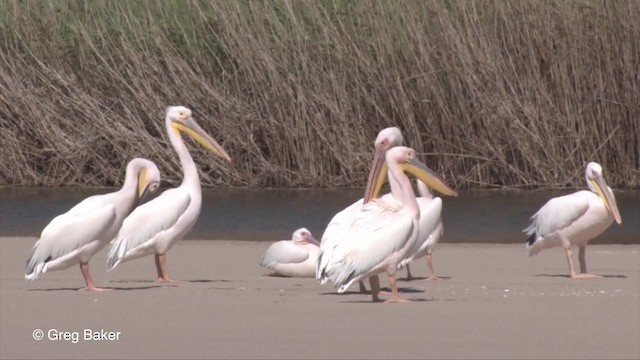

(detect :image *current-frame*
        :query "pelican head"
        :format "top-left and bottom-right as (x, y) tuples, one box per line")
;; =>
(292, 228), (319, 246)
(363, 128), (458, 203)
(585, 162), (621, 224)
(363, 127), (404, 203)
(166, 106), (232, 163)
(373, 146), (457, 199)
(126, 158), (161, 206)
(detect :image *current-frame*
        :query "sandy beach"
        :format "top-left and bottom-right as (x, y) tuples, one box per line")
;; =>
(1, 236), (638, 359)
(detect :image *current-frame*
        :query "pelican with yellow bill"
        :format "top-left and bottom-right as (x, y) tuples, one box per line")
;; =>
(524, 162), (622, 278)
(25, 158), (161, 291)
(107, 106), (232, 282)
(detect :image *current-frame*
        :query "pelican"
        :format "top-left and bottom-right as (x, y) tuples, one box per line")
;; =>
(260, 228), (320, 278)
(106, 106), (232, 282)
(524, 162), (622, 279)
(403, 180), (444, 281)
(25, 158), (161, 291)
(317, 127), (404, 296)
(317, 146), (457, 303)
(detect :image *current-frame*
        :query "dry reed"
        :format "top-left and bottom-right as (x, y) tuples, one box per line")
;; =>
(0, 0), (638, 189)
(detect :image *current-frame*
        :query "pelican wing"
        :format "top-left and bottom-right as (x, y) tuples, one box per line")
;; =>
(107, 188), (191, 270)
(319, 204), (414, 289)
(26, 202), (116, 277)
(404, 197), (443, 264)
(260, 241), (309, 267)
(523, 191), (590, 242)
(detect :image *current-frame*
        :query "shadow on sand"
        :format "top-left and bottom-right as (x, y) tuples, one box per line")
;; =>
(534, 274), (627, 279)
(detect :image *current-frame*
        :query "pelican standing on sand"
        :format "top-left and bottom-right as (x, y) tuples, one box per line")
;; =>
(318, 127), (404, 294)
(25, 158), (161, 291)
(260, 228), (320, 278)
(107, 106), (232, 282)
(524, 162), (622, 278)
(317, 146), (457, 303)
(403, 180), (444, 281)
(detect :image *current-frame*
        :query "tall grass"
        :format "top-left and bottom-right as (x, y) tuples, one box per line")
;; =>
(0, 0), (638, 189)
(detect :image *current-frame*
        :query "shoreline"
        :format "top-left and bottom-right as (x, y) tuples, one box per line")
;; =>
(1, 237), (639, 359)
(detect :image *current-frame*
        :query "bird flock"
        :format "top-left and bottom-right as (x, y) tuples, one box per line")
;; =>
(25, 107), (623, 302)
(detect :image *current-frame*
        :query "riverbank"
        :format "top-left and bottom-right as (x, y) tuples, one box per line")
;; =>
(1, 237), (638, 359)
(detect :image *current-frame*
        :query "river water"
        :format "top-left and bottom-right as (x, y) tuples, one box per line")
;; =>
(0, 187), (638, 244)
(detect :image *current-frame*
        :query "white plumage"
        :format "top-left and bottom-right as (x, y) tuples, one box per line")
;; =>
(317, 146), (455, 303)
(260, 228), (320, 278)
(403, 180), (445, 280)
(25, 158), (161, 290)
(106, 106), (231, 282)
(524, 162), (622, 278)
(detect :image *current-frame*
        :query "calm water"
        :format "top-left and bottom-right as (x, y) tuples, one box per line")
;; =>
(0, 187), (638, 244)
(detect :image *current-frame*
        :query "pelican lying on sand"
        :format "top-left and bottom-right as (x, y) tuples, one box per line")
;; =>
(317, 146), (457, 303)
(260, 228), (320, 278)
(25, 158), (161, 291)
(107, 106), (232, 282)
(524, 162), (622, 278)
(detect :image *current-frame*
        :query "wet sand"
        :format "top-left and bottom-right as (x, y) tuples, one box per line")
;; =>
(1, 236), (638, 359)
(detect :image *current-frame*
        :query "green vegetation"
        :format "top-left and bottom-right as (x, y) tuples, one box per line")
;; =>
(1, 0), (638, 188)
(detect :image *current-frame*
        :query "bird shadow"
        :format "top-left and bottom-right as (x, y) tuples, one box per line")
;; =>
(340, 297), (435, 304)
(398, 276), (452, 282)
(534, 274), (627, 279)
(28, 285), (163, 292)
(108, 279), (230, 284)
(320, 287), (424, 296)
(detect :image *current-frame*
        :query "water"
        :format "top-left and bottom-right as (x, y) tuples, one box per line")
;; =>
(0, 187), (638, 244)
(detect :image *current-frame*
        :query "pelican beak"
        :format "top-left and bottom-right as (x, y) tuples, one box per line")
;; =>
(363, 145), (388, 204)
(307, 235), (320, 246)
(135, 169), (154, 207)
(401, 157), (458, 197)
(172, 117), (232, 163)
(591, 174), (622, 224)
(366, 154), (458, 202)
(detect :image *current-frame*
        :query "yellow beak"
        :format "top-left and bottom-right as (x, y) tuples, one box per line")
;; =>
(365, 154), (458, 202)
(171, 119), (232, 163)
(591, 175), (622, 224)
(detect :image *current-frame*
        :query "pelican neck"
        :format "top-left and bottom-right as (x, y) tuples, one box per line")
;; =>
(166, 120), (201, 188)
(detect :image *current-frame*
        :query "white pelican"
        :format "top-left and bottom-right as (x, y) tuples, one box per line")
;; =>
(25, 158), (161, 291)
(106, 106), (232, 282)
(403, 180), (444, 280)
(317, 146), (457, 303)
(260, 228), (320, 278)
(317, 127), (404, 296)
(524, 162), (622, 279)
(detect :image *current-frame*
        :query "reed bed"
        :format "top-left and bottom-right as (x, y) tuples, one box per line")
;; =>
(0, 0), (638, 189)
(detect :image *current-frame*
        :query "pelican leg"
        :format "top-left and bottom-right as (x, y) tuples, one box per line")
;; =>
(155, 254), (180, 283)
(369, 275), (382, 302)
(404, 264), (415, 280)
(358, 281), (368, 293)
(371, 274), (391, 295)
(426, 252), (439, 281)
(564, 247), (578, 278)
(385, 274), (411, 303)
(575, 245), (602, 279)
(79, 262), (111, 292)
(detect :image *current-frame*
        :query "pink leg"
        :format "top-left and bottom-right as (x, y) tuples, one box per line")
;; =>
(78, 262), (111, 292)
(564, 247), (578, 278)
(426, 252), (439, 281)
(384, 274), (411, 304)
(155, 254), (181, 283)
